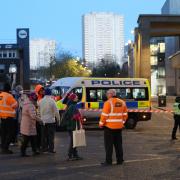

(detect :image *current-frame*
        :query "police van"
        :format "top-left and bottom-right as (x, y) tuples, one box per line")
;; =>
(51, 77), (152, 129)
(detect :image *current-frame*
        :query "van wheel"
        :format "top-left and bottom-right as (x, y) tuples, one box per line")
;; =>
(125, 118), (137, 129)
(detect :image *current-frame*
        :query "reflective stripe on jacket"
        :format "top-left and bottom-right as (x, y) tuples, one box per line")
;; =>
(0, 92), (18, 118)
(99, 97), (128, 129)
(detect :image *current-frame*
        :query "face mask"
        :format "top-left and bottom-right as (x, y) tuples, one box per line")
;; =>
(19, 90), (24, 95)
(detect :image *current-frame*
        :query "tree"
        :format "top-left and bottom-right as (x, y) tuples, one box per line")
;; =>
(36, 50), (91, 80)
(49, 58), (91, 79)
(91, 58), (121, 77)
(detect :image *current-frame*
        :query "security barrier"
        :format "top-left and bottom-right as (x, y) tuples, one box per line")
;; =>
(79, 108), (173, 113)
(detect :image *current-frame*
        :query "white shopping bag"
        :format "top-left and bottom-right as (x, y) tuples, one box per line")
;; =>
(73, 127), (86, 148)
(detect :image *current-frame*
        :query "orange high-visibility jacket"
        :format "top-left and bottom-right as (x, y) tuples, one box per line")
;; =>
(0, 92), (18, 118)
(99, 97), (128, 129)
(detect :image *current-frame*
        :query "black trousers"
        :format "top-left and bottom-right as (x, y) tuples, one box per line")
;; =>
(21, 135), (37, 155)
(172, 115), (180, 139)
(104, 127), (123, 164)
(41, 123), (55, 152)
(1, 118), (15, 151)
(68, 131), (78, 158)
(11, 119), (19, 143)
(36, 122), (42, 150)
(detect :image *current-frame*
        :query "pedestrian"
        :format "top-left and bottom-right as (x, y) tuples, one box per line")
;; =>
(39, 88), (60, 153)
(35, 84), (45, 151)
(35, 84), (45, 102)
(171, 96), (180, 140)
(99, 89), (128, 166)
(0, 83), (18, 154)
(61, 93), (83, 161)
(20, 92), (41, 157)
(11, 85), (25, 145)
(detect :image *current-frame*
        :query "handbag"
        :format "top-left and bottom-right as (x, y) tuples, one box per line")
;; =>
(73, 122), (86, 148)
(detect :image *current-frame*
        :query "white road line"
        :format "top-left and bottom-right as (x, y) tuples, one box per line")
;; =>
(57, 157), (172, 170)
(0, 157), (174, 176)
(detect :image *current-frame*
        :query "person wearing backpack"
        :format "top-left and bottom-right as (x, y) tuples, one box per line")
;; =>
(61, 93), (83, 161)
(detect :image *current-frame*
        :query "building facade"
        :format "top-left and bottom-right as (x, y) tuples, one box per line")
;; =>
(161, 0), (180, 95)
(30, 39), (56, 69)
(83, 12), (124, 67)
(0, 28), (30, 90)
(162, 0), (180, 14)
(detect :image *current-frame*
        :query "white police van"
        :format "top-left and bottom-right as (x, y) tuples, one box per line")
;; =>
(51, 77), (151, 129)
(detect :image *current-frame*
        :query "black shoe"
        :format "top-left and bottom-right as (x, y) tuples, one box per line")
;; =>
(116, 160), (124, 165)
(67, 157), (75, 161)
(1, 150), (13, 154)
(33, 152), (40, 156)
(48, 150), (56, 154)
(74, 156), (83, 160)
(101, 162), (112, 166)
(172, 137), (178, 140)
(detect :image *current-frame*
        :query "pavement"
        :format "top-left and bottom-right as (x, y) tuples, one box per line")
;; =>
(0, 112), (180, 180)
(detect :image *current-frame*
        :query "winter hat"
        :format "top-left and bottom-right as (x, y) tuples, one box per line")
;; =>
(15, 85), (23, 94)
(28, 92), (38, 101)
(68, 93), (78, 101)
(45, 88), (52, 96)
(35, 84), (44, 95)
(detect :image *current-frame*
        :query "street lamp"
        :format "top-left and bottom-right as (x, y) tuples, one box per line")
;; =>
(9, 64), (17, 74)
(9, 64), (17, 90)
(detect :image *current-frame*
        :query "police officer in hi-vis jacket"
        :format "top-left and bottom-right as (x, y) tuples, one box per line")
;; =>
(172, 96), (180, 140)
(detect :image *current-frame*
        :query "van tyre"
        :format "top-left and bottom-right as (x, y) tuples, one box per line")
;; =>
(125, 118), (137, 129)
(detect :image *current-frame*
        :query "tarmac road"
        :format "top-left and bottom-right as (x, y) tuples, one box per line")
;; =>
(0, 112), (179, 180)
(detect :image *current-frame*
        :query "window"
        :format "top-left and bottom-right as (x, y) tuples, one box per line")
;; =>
(150, 44), (158, 56)
(157, 67), (165, 78)
(159, 42), (165, 53)
(12, 52), (16, 58)
(63, 87), (83, 104)
(86, 87), (149, 102)
(3, 52), (7, 58)
(51, 86), (70, 97)
(150, 56), (158, 66)
(132, 88), (148, 100)
(9, 52), (12, 58)
(0, 64), (5, 74)
(71, 87), (83, 101)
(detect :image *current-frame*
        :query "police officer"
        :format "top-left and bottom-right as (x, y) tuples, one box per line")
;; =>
(99, 89), (128, 166)
(172, 96), (180, 140)
(0, 83), (18, 154)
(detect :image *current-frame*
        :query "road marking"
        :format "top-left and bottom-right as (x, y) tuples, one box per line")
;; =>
(57, 157), (171, 170)
(0, 157), (174, 176)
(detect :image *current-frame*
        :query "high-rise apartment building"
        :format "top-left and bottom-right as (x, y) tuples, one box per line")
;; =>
(83, 12), (124, 66)
(30, 39), (56, 70)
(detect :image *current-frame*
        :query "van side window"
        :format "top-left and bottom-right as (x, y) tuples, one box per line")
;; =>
(72, 87), (83, 101)
(86, 88), (107, 102)
(63, 87), (83, 104)
(132, 88), (148, 100)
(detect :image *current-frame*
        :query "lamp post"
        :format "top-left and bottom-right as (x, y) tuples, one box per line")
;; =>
(9, 64), (17, 90)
